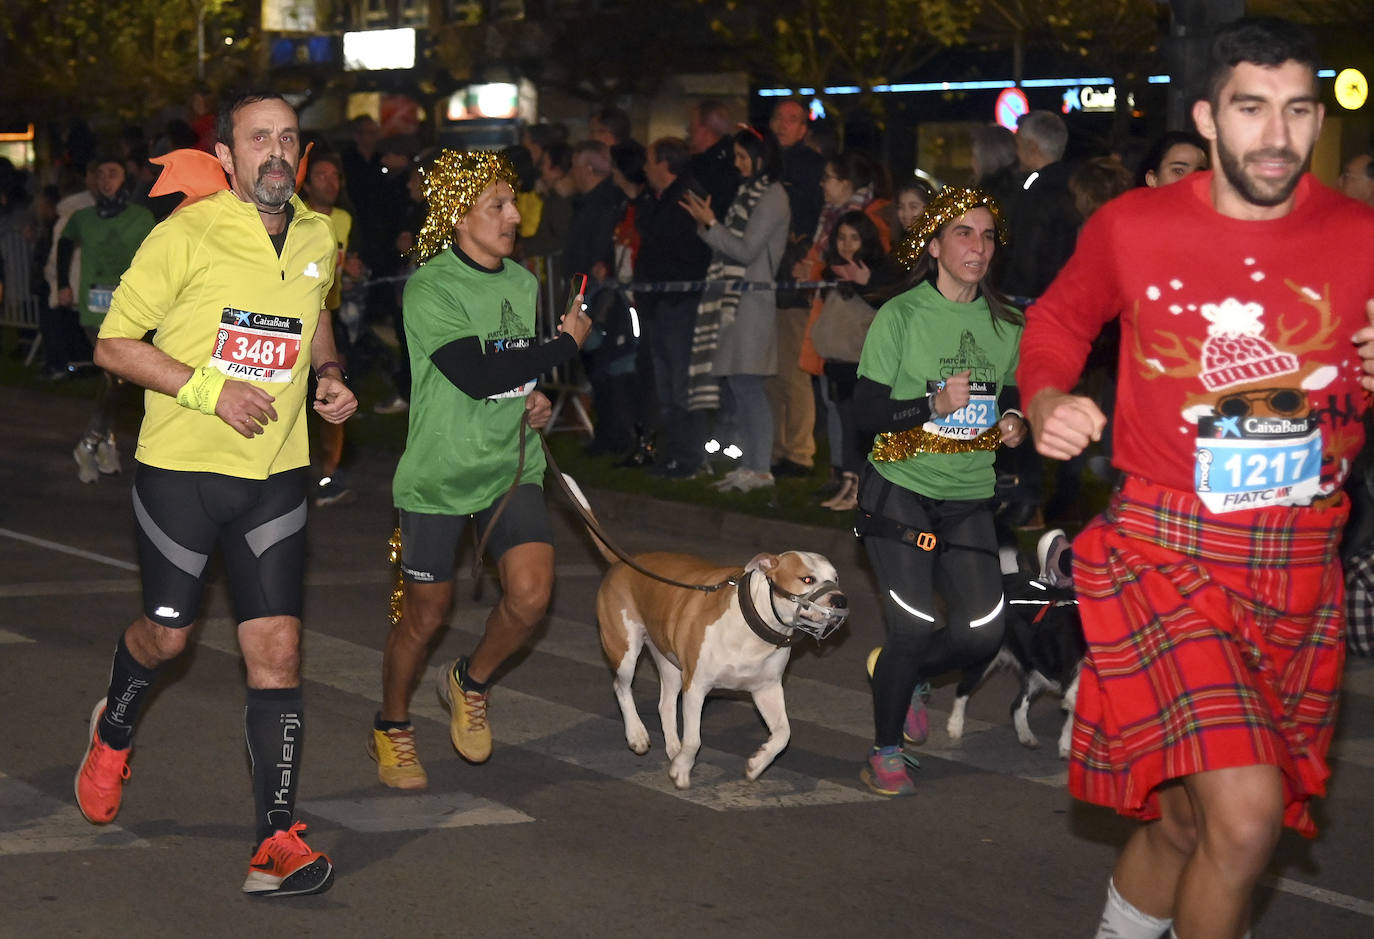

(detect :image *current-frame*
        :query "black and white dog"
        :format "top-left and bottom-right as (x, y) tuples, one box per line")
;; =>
(945, 570), (1086, 758)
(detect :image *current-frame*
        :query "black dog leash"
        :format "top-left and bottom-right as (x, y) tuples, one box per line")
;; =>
(537, 433), (741, 594)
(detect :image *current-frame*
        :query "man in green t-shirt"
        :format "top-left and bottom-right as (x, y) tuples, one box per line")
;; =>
(57, 154), (155, 483)
(371, 150), (591, 790)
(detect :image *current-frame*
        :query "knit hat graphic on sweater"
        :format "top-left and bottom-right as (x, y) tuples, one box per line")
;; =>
(1198, 298), (1298, 391)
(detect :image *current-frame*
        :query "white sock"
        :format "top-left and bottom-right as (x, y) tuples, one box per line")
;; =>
(1096, 878), (1172, 939)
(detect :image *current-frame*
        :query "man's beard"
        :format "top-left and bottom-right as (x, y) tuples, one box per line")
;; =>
(252, 156), (296, 208)
(1215, 136), (1307, 208)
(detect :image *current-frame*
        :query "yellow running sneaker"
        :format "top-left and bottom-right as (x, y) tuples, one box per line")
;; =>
(437, 658), (491, 763)
(368, 725), (429, 790)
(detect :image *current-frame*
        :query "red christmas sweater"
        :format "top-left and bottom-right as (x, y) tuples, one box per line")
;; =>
(1018, 171), (1374, 513)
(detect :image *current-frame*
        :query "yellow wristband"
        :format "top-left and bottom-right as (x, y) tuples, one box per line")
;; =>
(175, 365), (227, 415)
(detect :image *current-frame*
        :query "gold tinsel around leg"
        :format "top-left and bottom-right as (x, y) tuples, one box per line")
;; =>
(388, 526), (404, 626)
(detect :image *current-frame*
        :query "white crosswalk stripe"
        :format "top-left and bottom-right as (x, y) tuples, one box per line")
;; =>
(306, 792), (534, 833)
(195, 619), (885, 815)
(0, 772), (148, 856)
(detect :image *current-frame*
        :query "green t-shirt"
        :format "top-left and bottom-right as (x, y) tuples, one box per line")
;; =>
(857, 280), (1023, 501)
(393, 249), (545, 515)
(64, 203), (156, 326)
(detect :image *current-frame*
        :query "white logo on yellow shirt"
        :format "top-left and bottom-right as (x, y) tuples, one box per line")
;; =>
(303, 261), (321, 279)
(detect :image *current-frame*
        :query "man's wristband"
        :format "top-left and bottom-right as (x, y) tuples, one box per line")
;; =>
(175, 365), (227, 415)
(315, 360), (348, 382)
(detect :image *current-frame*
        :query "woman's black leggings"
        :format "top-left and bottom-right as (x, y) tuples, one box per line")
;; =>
(858, 465), (1007, 748)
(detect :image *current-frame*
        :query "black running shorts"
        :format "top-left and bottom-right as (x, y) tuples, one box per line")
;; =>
(131, 462), (308, 628)
(399, 484), (553, 583)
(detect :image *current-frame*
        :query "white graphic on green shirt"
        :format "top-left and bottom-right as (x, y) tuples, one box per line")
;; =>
(940, 329), (997, 383)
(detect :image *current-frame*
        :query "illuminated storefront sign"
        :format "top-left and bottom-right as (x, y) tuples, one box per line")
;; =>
(1062, 85), (1125, 113)
(342, 28), (416, 71)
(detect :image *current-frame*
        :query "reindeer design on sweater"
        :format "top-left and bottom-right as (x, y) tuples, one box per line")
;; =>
(1131, 281), (1355, 508)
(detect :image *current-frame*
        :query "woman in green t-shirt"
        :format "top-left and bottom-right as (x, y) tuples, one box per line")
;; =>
(850, 187), (1031, 797)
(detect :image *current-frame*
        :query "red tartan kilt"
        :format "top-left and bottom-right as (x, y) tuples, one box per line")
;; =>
(1068, 476), (1347, 838)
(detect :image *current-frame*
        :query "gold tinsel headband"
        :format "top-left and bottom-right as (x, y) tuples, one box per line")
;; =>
(892, 185), (1008, 271)
(410, 149), (521, 264)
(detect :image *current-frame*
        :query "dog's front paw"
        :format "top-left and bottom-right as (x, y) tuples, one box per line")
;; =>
(668, 758), (693, 790)
(745, 751), (772, 781)
(664, 738), (682, 761)
(626, 726), (651, 755)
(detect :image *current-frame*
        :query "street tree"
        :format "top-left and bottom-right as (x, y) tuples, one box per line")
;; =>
(699, 0), (979, 133)
(0, 0), (245, 131)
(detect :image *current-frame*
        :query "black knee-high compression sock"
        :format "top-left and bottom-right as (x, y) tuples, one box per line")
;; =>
(244, 687), (304, 844)
(98, 634), (160, 750)
(870, 646), (923, 748)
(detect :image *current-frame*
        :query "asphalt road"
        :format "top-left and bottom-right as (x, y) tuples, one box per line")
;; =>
(2, 384), (1372, 938)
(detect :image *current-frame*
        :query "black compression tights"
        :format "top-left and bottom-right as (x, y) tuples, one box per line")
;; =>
(860, 475), (1006, 748)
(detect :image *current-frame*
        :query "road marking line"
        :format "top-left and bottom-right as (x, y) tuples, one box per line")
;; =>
(0, 528), (137, 572)
(305, 792), (534, 833)
(0, 629), (34, 644)
(0, 579), (140, 599)
(1267, 875), (1374, 917)
(192, 619), (881, 812)
(0, 772), (148, 856)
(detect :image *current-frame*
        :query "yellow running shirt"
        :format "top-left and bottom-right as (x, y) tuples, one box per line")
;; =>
(100, 190), (337, 479)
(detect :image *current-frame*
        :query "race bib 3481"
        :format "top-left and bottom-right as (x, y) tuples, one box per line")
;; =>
(211, 307), (302, 383)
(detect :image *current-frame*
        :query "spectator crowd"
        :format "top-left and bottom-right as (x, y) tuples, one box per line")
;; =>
(4, 91), (1372, 539)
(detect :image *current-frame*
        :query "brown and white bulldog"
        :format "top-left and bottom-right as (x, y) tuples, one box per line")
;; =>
(596, 550), (848, 789)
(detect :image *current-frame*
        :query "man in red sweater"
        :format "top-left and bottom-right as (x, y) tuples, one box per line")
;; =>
(1019, 17), (1374, 939)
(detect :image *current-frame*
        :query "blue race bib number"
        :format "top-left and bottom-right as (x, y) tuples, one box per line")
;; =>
(926, 379), (998, 441)
(1194, 416), (1321, 513)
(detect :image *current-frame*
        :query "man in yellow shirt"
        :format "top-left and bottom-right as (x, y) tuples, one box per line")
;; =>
(74, 90), (356, 898)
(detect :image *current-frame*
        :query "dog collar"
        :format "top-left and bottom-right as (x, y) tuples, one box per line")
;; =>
(738, 571), (806, 647)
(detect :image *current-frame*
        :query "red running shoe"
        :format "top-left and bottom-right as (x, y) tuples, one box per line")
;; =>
(75, 698), (131, 824)
(242, 822), (335, 897)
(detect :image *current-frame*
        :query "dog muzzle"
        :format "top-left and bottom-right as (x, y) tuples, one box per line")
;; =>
(770, 579), (849, 641)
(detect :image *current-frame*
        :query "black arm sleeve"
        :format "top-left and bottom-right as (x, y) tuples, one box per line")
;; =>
(853, 376), (934, 441)
(57, 237), (75, 290)
(430, 333), (579, 400)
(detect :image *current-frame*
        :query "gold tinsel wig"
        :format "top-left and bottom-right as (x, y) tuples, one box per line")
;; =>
(892, 185), (1008, 271)
(409, 149), (521, 263)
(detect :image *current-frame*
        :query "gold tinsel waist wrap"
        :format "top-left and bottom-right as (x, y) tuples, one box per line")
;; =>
(871, 425), (1003, 462)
